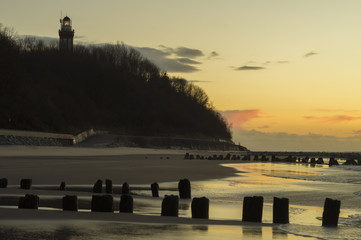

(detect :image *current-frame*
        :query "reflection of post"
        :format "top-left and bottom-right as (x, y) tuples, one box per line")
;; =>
(242, 226), (262, 237)
(322, 198), (340, 227)
(273, 197), (289, 224)
(242, 196), (263, 222)
(192, 225), (208, 231)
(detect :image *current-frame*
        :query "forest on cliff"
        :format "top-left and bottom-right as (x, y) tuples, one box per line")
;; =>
(0, 25), (232, 141)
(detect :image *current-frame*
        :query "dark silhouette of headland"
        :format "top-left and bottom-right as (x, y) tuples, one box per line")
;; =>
(0, 22), (234, 146)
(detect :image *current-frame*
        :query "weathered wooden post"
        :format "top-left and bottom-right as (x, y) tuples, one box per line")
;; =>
(151, 182), (159, 197)
(91, 195), (113, 212)
(191, 197), (209, 219)
(273, 197), (289, 224)
(105, 179), (113, 194)
(62, 195), (78, 211)
(122, 182), (130, 195)
(93, 179), (102, 193)
(178, 178), (191, 199)
(0, 178), (8, 188)
(59, 181), (66, 191)
(18, 194), (39, 209)
(20, 179), (32, 190)
(242, 196), (263, 222)
(119, 194), (133, 213)
(161, 195), (179, 217)
(322, 198), (340, 227)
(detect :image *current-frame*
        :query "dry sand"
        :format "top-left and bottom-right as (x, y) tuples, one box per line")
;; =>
(0, 145), (238, 184)
(0, 146), (245, 224)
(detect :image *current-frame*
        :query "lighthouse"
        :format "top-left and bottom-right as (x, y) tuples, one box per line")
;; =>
(59, 16), (74, 51)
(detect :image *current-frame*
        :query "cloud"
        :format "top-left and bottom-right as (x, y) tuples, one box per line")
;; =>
(304, 115), (361, 122)
(220, 109), (262, 129)
(188, 80), (212, 83)
(277, 61), (289, 64)
(173, 47), (204, 58)
(19, 35), (202, 73)
(20, 35), (57, 44)
(235, 65), (265, 71)
(353, 130), (361, 135)
(207, 51), (219, 59)
(258, 125), (270, 129)
(159, 45), (204, 58)
(304, 51), (318, 57)
(136, 47), (200, 73)
(176, 58), (201, 64)
(232, 129), (361, 151)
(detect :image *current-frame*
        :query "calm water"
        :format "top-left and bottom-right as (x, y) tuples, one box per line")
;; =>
(1, 161), (361, 239)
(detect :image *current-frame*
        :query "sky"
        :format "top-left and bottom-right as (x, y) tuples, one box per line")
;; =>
(2, 0), (361, 151)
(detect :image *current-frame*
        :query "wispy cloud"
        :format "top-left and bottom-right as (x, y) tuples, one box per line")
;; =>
(258, 125), (270, 129)
(304, 51), (318, 57)
(235, 65), (265, 71)
(220, 109), (263, 129)
(136, 46), (200, 73)
(304, 115), (361, 122)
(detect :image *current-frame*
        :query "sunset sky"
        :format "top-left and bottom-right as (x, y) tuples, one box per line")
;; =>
(2, 0), (361, 151)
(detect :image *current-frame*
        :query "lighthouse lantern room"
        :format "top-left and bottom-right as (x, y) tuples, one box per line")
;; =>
(59, 16), (74, 51)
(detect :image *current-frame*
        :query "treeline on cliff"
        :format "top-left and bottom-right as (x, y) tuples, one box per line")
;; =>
(0, 25), (232, 141)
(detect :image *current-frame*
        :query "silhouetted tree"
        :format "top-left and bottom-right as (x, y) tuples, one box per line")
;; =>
(0, 24), (232, 141)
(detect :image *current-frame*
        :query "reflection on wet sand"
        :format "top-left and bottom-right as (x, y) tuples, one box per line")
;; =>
(0, 222), (311, 240)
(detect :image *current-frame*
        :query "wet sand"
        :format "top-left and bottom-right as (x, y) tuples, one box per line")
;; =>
(2, 146), (359, 239)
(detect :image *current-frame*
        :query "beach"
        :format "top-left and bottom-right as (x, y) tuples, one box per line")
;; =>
(0, 146), (361, 239)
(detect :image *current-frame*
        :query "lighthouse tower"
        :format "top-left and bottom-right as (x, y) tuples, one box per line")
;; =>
(59, 16), (74, 51)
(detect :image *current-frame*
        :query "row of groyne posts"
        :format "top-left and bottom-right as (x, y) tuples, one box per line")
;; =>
(0, 178), (340, 227)
(184, 152), (360, 166)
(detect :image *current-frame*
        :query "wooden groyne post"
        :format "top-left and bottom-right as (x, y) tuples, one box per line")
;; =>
(191, 197), (209, 219)
(151, 182), (159, 197)
(178, 178), (191, 199)
(242, 196), (263, 222)
(322, 198), (340, 227)
(63, 195), (78, 211)
(273, 197), (289, 224)
(161, 195), (179, 217)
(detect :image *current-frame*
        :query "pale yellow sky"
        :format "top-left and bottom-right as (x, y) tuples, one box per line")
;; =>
(2, 0), (361, 150)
